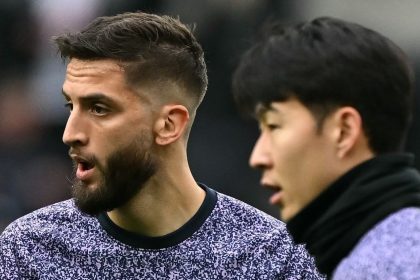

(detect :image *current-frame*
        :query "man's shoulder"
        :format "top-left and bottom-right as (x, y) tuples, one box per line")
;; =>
(207, 191), (296, 250)
(1, 199), (91, 241)
(199, 191), (324, 279)
(215, 191), (285, 230)
(334, 207), (420, 279)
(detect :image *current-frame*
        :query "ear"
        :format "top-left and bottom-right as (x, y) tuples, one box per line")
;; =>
(331, 107), (363, 158)
(154, 105), (190, 146)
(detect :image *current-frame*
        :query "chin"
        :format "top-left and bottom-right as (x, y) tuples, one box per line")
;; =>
(280, 208), (297, 222)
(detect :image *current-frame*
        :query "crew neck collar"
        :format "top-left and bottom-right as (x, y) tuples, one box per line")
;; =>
(97, 183), (217, 249)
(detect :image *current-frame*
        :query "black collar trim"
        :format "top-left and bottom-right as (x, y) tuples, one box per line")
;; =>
(97, 183), (217, 249)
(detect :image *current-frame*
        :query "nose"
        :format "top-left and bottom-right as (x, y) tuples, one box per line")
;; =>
(62, 111), (88, 147)
(249, 133), (272, 170)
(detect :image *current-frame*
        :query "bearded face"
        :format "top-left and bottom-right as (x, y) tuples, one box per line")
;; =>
(71, 134), (157, 216)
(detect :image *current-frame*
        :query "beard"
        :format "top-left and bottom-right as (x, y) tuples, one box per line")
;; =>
(71, 134), (157, 216)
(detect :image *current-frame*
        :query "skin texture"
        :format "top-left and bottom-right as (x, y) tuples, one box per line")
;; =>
(249, 99), (374, 221)
(62, 58), (205, 236)
(63, 59), (157, 216)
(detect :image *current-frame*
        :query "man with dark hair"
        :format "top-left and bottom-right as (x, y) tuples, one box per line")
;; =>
(233, 17), (420, 278)
(0, 12), (323, 279)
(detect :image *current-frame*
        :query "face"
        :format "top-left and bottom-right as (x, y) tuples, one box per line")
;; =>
(62, 59), (157, 215)
(250, 99), (339, 221)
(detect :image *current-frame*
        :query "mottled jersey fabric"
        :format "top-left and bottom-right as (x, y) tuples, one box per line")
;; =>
(0, 185), (324, 279)
(333, 207), (420, 279)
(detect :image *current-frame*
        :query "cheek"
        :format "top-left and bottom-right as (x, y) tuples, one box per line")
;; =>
(92, 131), (130, 166)
(272, 134), (327, 189)
(272, 134), (308, 170)
(290, 140), (334, 199)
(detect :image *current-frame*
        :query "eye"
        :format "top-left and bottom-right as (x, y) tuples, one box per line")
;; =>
(90, 104), (109, 116)
(64, 102), (73, 112)
(266, 123), (281, 131)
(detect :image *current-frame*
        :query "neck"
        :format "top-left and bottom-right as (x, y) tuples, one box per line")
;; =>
(107, 156), (205, 237)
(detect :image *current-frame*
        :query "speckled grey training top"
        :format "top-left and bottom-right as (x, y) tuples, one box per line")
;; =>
(333, 207), (420, 279)
(0, 185), (324, 279)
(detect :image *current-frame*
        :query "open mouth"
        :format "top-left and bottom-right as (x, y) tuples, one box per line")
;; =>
(74, 157), (96, 181)
(78, 160), (94, 171)
(262, 183), (284, 206)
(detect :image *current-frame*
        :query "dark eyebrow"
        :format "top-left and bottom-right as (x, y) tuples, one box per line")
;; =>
(61, 89), (117, 104)
(255, 103), (278, 119)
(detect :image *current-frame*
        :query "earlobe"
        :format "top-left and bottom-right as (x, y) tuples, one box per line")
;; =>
(334, 107), (362, 158)
(154, 105), (190, 146)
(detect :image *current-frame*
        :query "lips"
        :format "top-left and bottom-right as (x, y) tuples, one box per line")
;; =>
(269, 190), (284, 206)
(70, 154), (96, 181)
(262, 181), (284, 206)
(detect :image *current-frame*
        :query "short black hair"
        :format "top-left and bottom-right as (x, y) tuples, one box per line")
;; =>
(232, 16), (414, 154)
(54, 11), (208, 108)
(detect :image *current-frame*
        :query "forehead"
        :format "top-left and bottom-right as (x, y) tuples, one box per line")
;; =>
(65, 58), (124, 80)
(63, 58), (130, 95)
(257, 100), (316, 122)
(62, 58), (148, 105)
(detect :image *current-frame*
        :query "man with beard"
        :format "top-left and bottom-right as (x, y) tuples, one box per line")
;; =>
(232, 17), (420, 278)
(0, 11), (324, 279)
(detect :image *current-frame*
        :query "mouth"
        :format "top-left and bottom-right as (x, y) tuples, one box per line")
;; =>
(262, 182), (284, 206)
(72, 155), (96, 181)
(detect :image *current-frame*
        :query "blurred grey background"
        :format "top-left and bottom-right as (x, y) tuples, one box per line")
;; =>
(1, 0), (420, 232)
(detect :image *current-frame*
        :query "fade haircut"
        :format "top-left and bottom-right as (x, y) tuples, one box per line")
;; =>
(54, 11), (208, 112)
(232, 17), (415, 154)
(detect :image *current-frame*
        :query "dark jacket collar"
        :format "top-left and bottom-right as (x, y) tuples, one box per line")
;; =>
(287, 153), (420, 277)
